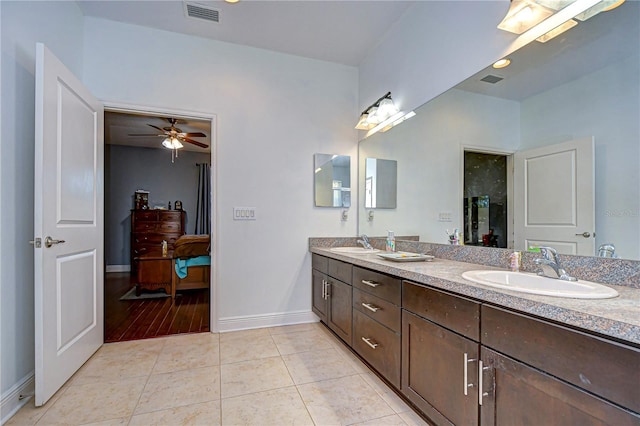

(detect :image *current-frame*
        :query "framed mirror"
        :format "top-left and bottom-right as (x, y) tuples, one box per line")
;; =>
(358, 1), (639, 260)
(314, 154), (351, 207)
(364, 158), (397, 209)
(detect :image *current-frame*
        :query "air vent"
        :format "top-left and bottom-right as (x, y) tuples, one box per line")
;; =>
(183, 2), (220, 23)
(480, 75), (504, 84)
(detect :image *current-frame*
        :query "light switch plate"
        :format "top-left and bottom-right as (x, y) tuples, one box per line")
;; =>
(233, 207), (256, 220)
(438, 212), (452, 222)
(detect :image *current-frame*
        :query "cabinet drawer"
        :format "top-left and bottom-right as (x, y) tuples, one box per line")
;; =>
(353, 288), (401, 333)
(133, 233), (180, 245)
(132, 244), (162, 257)
(158, 222), (181, 232)
(159, 211), (183, 222)
(133, 210), (158, 221)
(353, 267), (401, 305)
(134, 221), (159, 232)
(352, 309), (401, 388)
(482, 305), (640, 412)
(328, 258), (352, 284)
(312, 254), (329, 273)
(403, 281), (480, 341)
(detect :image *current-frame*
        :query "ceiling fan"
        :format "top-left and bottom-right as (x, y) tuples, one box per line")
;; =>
(129, 118), (208, 149)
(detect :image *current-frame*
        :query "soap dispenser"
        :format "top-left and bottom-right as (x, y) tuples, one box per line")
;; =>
(386, 230), (396, 252)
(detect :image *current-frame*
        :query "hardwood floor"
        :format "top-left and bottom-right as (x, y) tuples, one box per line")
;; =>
(105, 272), (210, 343)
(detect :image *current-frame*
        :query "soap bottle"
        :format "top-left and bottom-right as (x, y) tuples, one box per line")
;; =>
(386, 230), (396, 252)
(509, 251), (521, 272)
(161, 240), (168, 257)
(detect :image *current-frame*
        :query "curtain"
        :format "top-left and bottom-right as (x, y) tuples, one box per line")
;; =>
(194, 163), (211, 235)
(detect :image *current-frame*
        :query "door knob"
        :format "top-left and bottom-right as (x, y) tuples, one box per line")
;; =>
(575, 232), (591, 238)
(44, 236), (66, 248)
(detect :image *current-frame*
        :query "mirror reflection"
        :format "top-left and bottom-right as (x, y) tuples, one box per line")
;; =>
(314, 154), (351, 207)
(364, 158), (398, 209)
(358, 2), (639, 260)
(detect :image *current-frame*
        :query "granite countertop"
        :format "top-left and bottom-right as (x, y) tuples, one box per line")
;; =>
(311, 247), (640, 346)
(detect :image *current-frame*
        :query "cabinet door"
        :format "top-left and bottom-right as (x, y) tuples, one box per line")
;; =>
(312, 269), (328, 323)
(327, 278), (352, 344)
(480, 347), (640, 426)
(402, 311), (479, 426)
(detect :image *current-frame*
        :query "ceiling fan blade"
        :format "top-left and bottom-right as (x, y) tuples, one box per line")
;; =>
(183, 137), (209, 148)
(183, 132), (207, 137)
(147, 124), (167, 132)
(128, 133), (165, 137)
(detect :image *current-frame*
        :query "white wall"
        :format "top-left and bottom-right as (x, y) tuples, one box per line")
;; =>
(81, 17), (359, 328)
(0, 0), (84, 419)
(521, 55), (640, 259)
(359, 89), (520, 241)
(358, 1), (513, 115)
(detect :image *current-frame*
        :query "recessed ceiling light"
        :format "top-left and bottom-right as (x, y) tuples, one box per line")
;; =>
(225, 0), (239, 3)
(493, 58), (511, 69)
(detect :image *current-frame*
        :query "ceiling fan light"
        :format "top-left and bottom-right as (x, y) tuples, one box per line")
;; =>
(172, 138), (184, 149)
(162, 138), (174, 149)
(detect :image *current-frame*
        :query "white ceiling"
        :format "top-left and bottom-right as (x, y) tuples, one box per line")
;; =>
(105, 111), (211, 153)
(76, 0), (416, 67)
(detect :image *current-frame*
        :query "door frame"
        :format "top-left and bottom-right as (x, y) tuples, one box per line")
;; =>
(102, 101), (218, 333)
(460, 145), (515, 249)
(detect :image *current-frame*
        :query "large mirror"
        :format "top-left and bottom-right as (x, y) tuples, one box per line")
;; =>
(315, 154), (351, 207)
(359, 1), (639, 260)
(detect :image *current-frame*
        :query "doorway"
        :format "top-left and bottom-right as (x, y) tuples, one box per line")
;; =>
(463, 151), (510, 248)
(103, 108), (214, 342)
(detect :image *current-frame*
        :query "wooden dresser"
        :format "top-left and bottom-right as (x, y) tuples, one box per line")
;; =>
(130, 209), (185, 272)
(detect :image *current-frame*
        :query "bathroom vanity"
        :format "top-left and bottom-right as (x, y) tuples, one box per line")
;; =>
(310, 243), (640, 425)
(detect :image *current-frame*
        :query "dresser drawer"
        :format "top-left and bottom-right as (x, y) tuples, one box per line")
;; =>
(133, 210), (158, 221)
(312, 254), (329, 273)
(353, 309), (401, 388)
(353, 266), (401, 305)
(133, 233), (180, 245)
(328, 258), (352, 284)
(158, 221), (182, 232)
(353, 288), (401, 333)
(482, 305), (640, 412)
(159, 211), (184, 222)
(403, 281), (480, 341)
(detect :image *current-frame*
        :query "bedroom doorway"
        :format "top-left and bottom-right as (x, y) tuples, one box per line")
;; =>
(103, 107), (214, 342)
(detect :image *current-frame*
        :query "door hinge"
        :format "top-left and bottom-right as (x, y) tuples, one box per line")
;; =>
(29, 238), (42, 248)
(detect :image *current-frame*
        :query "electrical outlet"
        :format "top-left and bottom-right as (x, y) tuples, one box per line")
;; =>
(233, 207), (256, 220)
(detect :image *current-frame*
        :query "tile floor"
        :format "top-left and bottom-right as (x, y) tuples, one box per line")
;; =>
(7, 323), (430, 426)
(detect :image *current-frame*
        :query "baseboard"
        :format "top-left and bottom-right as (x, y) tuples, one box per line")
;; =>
(106, 265), (130, 273)
(1, 372), (34, 425)
(217, 310), (318, 332)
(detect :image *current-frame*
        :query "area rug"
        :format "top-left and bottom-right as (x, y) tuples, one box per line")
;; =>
(119, 287), (170, 301)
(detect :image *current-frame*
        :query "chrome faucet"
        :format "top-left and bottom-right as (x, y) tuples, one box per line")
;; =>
(534, 247), (577, 281)
(357, 234), (373, 250)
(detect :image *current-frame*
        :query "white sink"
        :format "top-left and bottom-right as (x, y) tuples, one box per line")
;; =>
(330, 247), (380, 254)
(461, 270), (618, 299)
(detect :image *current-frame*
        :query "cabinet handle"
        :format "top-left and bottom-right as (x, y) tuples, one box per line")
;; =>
(361, 337), (379, 349)
(325, 281), (331, 298)
(361, 302), (380, 313)
(361, 279), (380, 288)
(478, 360), (490, 406)
(463, 353), (476, 396)
(321, 279), (326, 299)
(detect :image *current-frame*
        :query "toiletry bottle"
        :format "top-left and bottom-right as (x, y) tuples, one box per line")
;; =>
(509, 251), (521, 272)
(161, 240), (168, 257)
(386, 230), (396, 252)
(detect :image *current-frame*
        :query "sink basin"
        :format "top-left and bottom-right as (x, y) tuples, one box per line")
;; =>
(330, 247), (380, 254)
(461, 270), (618, 299)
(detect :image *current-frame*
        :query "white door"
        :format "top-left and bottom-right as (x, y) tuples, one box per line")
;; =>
(34, 43), (104, 406)
(514, 137), (595, 256)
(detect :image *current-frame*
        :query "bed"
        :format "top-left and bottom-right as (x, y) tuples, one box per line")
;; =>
(171, 234), (211, 299)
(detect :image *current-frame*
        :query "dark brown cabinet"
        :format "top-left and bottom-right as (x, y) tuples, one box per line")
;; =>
(311, 254), (352, 344)
(402, 283), (480, 426)
(131, 209), (185, 270)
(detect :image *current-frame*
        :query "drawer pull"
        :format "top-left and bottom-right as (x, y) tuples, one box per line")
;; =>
(463, 353), (476, 396)
(361, 302), (380, 313)
(321, 279), (326, 299)
(478, 360), (490, 405)
(361, 279), (380, 288)
(361, 337), (379, 349)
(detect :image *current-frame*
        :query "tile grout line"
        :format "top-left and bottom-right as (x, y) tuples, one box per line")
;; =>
(127, 338), (168, 425)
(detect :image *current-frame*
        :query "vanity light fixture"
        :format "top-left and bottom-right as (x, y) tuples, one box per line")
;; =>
(355, 92), (399, 130)
(493, 58), (511, 69)
(498, 0), (626, 41)
(365, 110), (416, 138)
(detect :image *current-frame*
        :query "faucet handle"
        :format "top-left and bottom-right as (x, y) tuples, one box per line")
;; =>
(539, 246), (559, 263)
